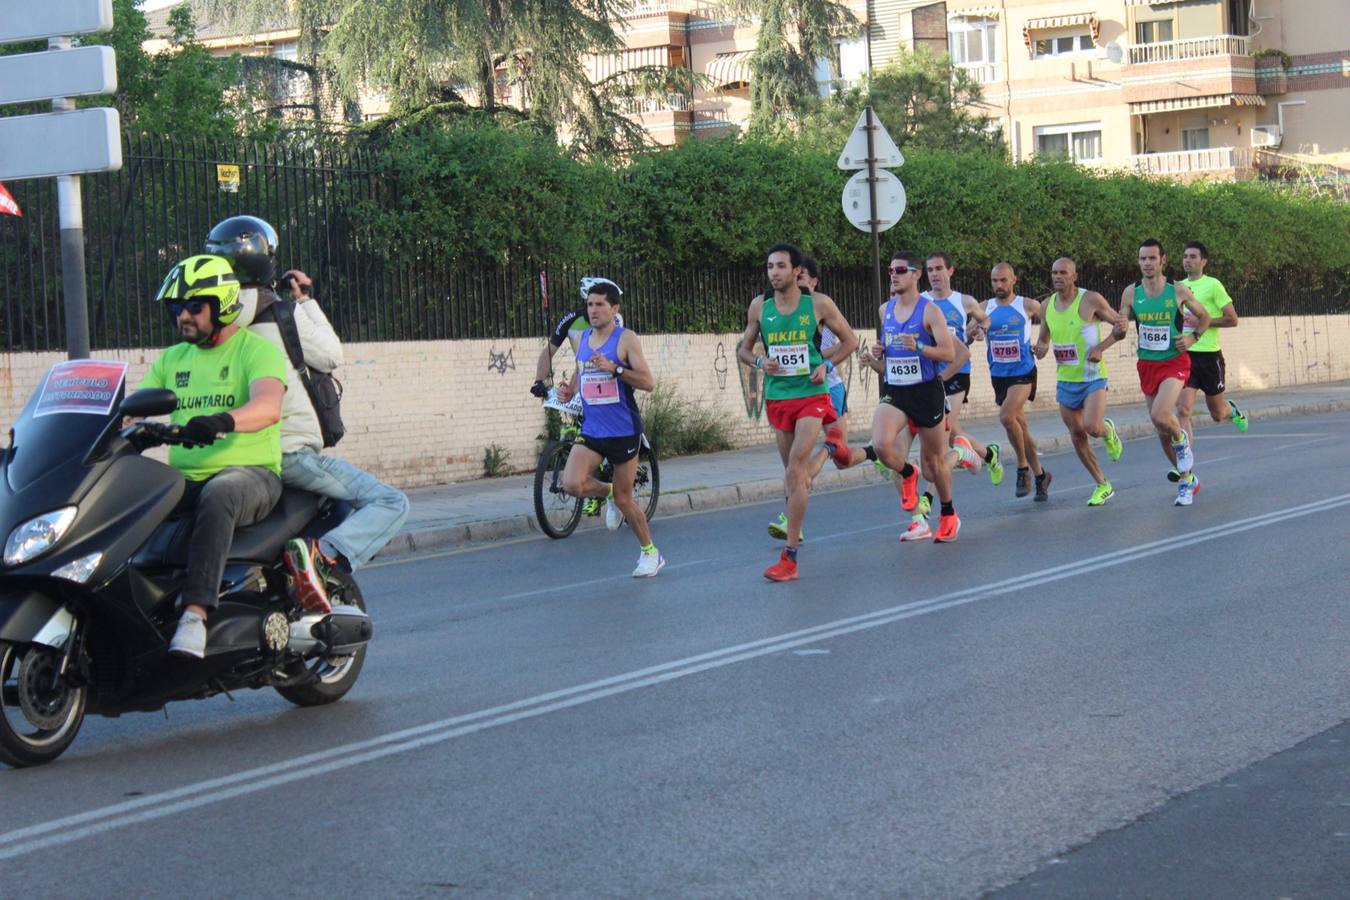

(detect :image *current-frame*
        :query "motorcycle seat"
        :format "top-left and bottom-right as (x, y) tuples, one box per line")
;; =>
(134, 489), (322, 567)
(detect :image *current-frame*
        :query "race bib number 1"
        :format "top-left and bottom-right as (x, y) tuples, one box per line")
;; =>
(991, 339), (1022, 362)
(886, 356), (921, 386)
(580, 372), (620, 405)
(1138, 324), (1172, 352)
(769, 343), (811, 377)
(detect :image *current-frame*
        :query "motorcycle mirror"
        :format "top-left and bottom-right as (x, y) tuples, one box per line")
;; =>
(120, 388), (178, 418)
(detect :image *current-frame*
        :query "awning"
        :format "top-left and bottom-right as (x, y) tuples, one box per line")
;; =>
(1024, 13), (1094, 30)
(1129, 93), (1267, 114)
(1124, 0), (1172, 6)
(707, 50), (753, 88)
(947, 4), (1000, 18)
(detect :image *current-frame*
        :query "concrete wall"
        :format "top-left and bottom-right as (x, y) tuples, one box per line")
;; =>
(2, 314), (1346, 488)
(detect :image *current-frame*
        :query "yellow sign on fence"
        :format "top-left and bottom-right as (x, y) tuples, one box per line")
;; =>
(216, 164), (240, 193)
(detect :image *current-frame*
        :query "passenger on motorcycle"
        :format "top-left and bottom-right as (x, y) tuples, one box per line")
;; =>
(138, 254), (289, 659)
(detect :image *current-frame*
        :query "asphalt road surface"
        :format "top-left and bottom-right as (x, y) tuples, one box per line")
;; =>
(2, 411), (1348, 898)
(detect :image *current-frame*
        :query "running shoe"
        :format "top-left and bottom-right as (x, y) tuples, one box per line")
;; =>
(987, 443), (1004, 486)
(872, 459), (892, 477)
(632, 549), (666, 577)
(1034, 469), (1052, 502)
(1228, 399), (1249, 432)
(1103, 417), (1123, 462)
(1015, 467), (1031, 498)
(933, 513), (961, 543)
(826, 426), (852, 469)
(604, 495), (624, 531)
(284, 538), (332, 614)
(763, 550), (799, 582)
(1087, 482), (1115, 507)
(583, 498), (601, 516)
(899, 466), (919, 511)
(767, 512), (804, 542)
(1166, 467), (1182, 483)
(1173, 432), (1194, 473)
(900, 515), (932, 541)
(917, 494), (932, 519)
(1174, 473), (1199, 506)
(953, 435), (982, 473)
(168, 611), (207, 659)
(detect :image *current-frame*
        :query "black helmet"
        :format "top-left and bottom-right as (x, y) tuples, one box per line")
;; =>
(205, 216), (278, 285)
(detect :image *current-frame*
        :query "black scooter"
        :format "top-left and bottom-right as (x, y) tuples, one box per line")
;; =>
(0, 370), (373, 767)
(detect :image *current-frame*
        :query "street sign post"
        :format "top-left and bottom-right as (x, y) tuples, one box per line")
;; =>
(0, 0), (118, 360)
(838, 106), (905, 309)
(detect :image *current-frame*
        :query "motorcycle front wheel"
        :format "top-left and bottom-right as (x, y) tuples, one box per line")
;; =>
(0, 640), (87, 768)
(275, 571), (369, 707)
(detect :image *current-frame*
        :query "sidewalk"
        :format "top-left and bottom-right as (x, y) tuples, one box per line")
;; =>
(379, 381), (1350, 557)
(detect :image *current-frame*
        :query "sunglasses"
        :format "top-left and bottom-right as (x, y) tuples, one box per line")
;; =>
(169, 299), (209, 317)
(888, 265), (919, 274)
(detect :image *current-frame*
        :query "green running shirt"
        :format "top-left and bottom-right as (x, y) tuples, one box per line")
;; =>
(1183, 274), (1232, 353)
(1131, 280), (1183, 362)
(760, 291), (826, 401)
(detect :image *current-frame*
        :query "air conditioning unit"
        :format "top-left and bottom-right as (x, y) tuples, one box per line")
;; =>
(1251, 125), (1283, 148)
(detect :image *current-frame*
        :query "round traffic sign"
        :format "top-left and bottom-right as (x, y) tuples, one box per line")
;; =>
(841, 169), (906, 233)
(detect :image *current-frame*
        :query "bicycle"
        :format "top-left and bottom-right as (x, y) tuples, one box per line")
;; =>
(533, 389), (660, 539)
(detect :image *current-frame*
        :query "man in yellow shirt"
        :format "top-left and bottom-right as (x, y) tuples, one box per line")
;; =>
(1178, 241), (1248, 464)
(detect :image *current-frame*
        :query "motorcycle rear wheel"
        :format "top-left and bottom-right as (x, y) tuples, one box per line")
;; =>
(0, 640), (87, 768)
(275, 571), (369, 707)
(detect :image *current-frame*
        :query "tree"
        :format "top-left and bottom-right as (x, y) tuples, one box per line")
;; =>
(796, 47), (1005, 157)
(717, 0), (860, 135)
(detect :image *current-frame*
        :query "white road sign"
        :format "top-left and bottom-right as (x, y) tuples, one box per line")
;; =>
(837, 108), (904, 170)
(0, 109), (122, 181)
(841, 169), (906, 233)
(0, 0), (114, 44)
(0, 46), (117, 106)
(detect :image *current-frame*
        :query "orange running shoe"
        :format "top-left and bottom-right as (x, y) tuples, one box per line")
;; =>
(763, 549), (799, 582)
(900, 466), (919, 511)
(825, 426), (852, 469)
(933, 513), (961, 543)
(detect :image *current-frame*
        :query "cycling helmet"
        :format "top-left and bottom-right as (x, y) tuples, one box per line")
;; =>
(579, 276), (622, 301)
(204, 215), (278, 285)
(157, 254), (243, 330)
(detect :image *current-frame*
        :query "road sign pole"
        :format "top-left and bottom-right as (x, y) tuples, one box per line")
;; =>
(865, 106), (883, 307)
(51, 36), (90, 359)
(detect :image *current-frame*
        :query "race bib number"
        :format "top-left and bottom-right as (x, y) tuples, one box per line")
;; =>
(991, 339), (1022, 362)
(1138, 324), (1172, 351)
(580, 372), (620, 405)
(886, 356), (922, 386)
(769, 343), (811, 377)
(1052, 343), (1079, 365)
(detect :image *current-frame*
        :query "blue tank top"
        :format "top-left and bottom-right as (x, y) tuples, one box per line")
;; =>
(881, 297), (938, 387)
(928, 292), (970, 375)
(575, 327), (643, 438)
(984, 296), (1036, 377)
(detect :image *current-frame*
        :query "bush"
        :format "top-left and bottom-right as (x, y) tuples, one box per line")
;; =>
(482, 443), (512, 477)
(640, 381), (733, 457)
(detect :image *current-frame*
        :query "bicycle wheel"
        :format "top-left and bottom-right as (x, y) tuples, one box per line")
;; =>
(533, 440), (583, 538)
(633, 440), (660, 523)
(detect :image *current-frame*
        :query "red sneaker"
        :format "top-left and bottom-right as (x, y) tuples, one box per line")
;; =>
(284, 538), (332, 613)
(763, 550), (799, 582)
(825, 426), (852, 469)
(900, 467), (919, 511)
(933, 513), (961, 543)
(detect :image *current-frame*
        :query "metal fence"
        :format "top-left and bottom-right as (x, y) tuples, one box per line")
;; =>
(2, 133), (1346, 353)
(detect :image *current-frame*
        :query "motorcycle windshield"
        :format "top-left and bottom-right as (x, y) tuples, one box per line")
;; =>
(5, 360), (129, 492)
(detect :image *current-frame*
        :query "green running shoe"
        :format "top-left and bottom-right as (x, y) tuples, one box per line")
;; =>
(1103, 417), (1123, 462)
(1228, 399), (1248, 432)
(767, 512), (804, 542)
(872, 459), (892, 477)
(987, 442), (1004, 485)
(917, 494), (932, 519)
(1087, 482), (1115, 507)
(582, 498), (601, 516)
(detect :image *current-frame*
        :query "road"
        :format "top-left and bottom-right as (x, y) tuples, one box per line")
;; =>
(2, 411), (1348, 898)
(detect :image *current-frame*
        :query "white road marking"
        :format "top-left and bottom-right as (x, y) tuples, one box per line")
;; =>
(2, 493), (1348, 861)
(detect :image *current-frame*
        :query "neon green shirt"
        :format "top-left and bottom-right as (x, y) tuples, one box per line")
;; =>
(1183, 274), (1232, 353)
(1045, 289), (1106, 383)
(141, 329), (288, 481)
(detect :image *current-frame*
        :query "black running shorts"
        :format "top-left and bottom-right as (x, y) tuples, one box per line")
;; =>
(1185, 350), (1226, 396)
(879, 379), (946, 430)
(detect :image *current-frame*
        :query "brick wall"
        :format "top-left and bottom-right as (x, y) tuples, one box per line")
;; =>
(2, 314), (1346, 488)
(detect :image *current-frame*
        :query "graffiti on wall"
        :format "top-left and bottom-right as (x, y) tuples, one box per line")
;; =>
(713, 342), (729, 390)
(487, 347), (515, 375)
(736, 341), (765, 420)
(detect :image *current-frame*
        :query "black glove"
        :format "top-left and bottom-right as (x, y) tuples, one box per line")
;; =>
(530, 380), (549, 399)
(181, 413), (236, 447)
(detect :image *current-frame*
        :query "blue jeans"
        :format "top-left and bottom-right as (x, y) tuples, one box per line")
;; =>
(282, 449), (410, 569)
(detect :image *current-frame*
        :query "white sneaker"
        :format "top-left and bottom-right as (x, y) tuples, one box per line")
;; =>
(1174, 474), (1198, 507)
(605, 497), (624, 531)
(1173, 433), (1194, 473)
(632, 550), (665, 577)
(899, 515), (932, 541)
(169, 611), (206, 658)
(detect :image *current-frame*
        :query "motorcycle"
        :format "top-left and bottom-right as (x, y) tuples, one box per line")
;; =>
(0, 362), (373, 767)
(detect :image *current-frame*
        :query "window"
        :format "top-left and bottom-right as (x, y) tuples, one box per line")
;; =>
(1034, 122), (1104, 162)
(1182, 128), (1211, 151)
(1135, 19), (1174, 44)
(949, 17), (999, 65)
(1032, 30), (1094, 58)
(271, 42), (298, 61)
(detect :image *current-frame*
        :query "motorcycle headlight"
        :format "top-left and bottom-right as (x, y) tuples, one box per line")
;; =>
(4, 507), (78, 567)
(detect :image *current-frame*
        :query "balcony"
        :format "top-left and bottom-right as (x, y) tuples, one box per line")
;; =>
(1131, 147), (1255, 178)
(955, 62), (1002, 84)
(1127, 35), (1250, 65)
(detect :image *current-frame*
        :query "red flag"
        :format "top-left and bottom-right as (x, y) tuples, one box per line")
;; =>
(0, 182), (20, 217)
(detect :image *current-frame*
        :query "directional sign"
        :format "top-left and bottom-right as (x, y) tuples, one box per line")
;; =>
(0, 0), (114, 44)
(0, 109), (121, 181)
(841, 169), (906, 233)
(0, 46), (116, 106)
(837, 108), (904, 170)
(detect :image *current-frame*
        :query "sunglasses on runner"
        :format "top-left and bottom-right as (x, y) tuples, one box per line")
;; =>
(888, 264), (919, 274)
(169, 299), (209, 317)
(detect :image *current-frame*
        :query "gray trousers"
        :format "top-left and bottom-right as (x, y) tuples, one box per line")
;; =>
(177, 466), (282, 610)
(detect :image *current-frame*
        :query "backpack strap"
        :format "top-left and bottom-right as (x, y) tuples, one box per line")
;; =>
(270, 298), (307, 373)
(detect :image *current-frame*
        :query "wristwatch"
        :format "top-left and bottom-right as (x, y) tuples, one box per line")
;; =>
(615, 365), (626, 377)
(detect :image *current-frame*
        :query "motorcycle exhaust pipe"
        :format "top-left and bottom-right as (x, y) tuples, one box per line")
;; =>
(287, 605), (372, 657)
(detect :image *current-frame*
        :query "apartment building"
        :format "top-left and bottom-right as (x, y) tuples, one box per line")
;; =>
(873, 0), (1350, 177)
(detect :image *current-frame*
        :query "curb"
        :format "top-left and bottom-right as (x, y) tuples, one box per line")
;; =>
(375, 396), (1350, 558)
